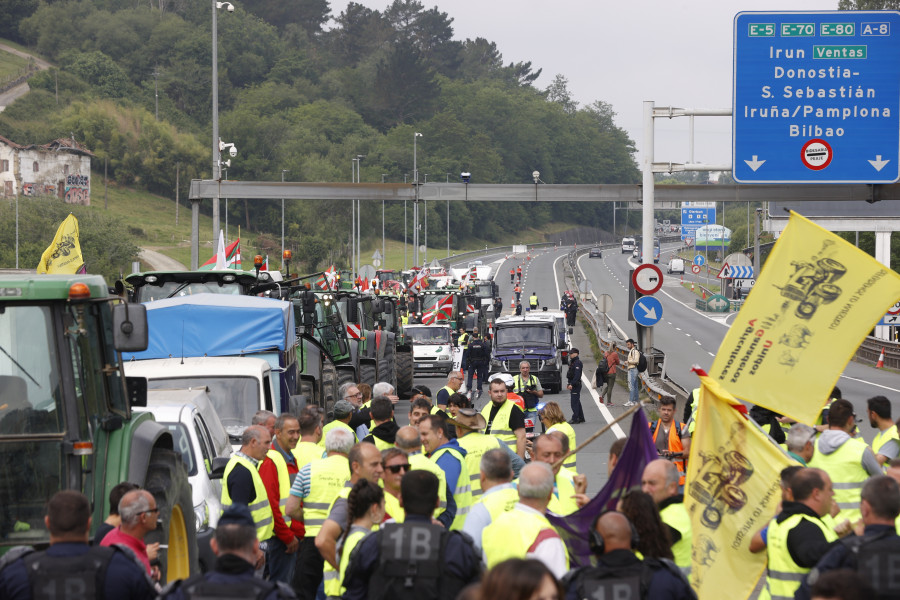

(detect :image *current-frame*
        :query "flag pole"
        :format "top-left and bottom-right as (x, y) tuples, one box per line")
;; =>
(551, 404), (642, 471)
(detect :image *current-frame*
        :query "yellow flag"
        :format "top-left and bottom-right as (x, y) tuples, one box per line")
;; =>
(36, 214), (85, 274)
(686, 374), (794, 599)
(710, 211), (900, 424)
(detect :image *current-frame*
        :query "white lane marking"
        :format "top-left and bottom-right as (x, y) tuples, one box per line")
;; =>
(695, 340), (702, 345)
(685, 333), (691, 337)
(708, 352), (715, 357)
(582, 373), (626, 439)
(839, 374), (900, 394)
(565, 252), (625, 436)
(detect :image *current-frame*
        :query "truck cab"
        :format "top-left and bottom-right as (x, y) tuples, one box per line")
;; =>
(124, 270), (274, 303)
(489, 314), (563, 393)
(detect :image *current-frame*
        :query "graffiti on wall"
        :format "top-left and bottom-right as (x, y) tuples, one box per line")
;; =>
(64, 173), (90, 205)
(22, 182), (57, 197)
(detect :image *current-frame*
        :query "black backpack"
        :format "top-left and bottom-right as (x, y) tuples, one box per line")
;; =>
(595, 356), (609, 385)
(637, 351), (648, 373)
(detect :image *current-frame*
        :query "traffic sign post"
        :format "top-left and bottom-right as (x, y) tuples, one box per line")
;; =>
(691, 264), (702, 275)
(632, 264), (664, 295)
(733, 11), (900, 183)
(632, 296), (664, 327)
(693, 255), (706, 266)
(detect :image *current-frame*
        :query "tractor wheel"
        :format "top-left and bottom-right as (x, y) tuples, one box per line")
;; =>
(322, 361), (338, 413)
(359, 361), (377, 387)
(144, 447), (198, 584)
(379, 342), (395, 387)
(299, 379), (316, 408)
(337, 368), (355, 388)
(396, 350), (414, 398)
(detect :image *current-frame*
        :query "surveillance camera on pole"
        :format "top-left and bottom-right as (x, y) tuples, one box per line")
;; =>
(460, 172), (471, 184)
(532, 170), (540, 184)
(216, 1), (234, 12)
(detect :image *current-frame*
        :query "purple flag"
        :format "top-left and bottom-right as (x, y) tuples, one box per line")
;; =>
(547, 407), (657, 567)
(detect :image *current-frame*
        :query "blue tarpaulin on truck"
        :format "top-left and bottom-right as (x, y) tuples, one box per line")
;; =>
(123, 293), (296, 360)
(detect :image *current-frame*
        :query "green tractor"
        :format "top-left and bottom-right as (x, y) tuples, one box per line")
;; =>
(0, 274), (198, 582)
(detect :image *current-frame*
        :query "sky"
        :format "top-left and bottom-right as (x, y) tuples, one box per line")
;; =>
(346, 0), (834, 170)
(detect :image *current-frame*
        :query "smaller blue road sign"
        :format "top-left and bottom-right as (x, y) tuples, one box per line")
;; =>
(632, 296), (664, 327)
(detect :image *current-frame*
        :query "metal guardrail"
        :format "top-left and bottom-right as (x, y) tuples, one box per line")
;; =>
(564, 247), (682, 406)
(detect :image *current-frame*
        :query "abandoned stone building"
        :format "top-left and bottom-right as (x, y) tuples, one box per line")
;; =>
(0, 135), (93, 204)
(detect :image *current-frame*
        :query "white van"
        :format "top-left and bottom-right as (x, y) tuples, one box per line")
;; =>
(404, 324), (454, 375)
(621, 237), (636, 253)
(667, 257), (685, 274)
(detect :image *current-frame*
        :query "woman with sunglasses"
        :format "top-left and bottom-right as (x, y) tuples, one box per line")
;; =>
(335, 479), (385, 600)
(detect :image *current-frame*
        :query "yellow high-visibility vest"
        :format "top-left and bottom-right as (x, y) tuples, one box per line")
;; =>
(221, 455), (274, 541)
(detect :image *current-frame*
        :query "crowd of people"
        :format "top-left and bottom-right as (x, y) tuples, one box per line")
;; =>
(4, 367), (899, 600)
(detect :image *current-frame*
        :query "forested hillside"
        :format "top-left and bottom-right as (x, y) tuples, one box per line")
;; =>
(0, 0), (640, 270)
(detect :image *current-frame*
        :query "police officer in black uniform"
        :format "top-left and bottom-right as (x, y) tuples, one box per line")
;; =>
(159, 504), (295, 600)
(464, 330), (490, 401)
(566, 348), (585, 424)
(562, 512), (695, 600)
(343, 470), (481, 600)
(0, 490), (155, 600)
(796, 475), (900, 600)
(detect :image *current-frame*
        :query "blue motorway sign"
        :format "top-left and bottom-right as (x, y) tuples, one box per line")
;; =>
(733, 11), (900, 183)
(632, 296), (663, 327)
(681, 202), (717, 240)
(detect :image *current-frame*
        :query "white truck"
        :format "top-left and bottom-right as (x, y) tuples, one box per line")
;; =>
(124, 356), (279, 448)
(403, 324), (454, 376)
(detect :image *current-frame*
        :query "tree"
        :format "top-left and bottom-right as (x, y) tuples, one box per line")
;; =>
(369, 40), (440, 128)
(545, 74), (578, 114)
(459, 38), (504, 81)
(0, 0), (39, 43)
(63, 51), (134, 99)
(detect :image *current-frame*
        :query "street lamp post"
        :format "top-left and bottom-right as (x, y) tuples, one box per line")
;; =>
(413, 132), (422, 266)
(281, 169), (288, 264)
(381, 174), (387, 266)
(211, 0), (234, 243)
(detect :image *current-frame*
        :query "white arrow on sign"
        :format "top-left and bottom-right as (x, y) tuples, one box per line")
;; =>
(744, 155), (766, 171)
(868, 155), (891, 172)
(638, 302), (658, 321)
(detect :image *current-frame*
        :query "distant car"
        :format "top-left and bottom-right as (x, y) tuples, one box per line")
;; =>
(589, 247), (602, 258)
(621, 237), (636, 253)
(667, 258), (685, 274)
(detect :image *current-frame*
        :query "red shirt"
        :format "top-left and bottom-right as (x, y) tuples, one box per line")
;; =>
(100, 526), (151, 574)
(259, 442), (305, 544)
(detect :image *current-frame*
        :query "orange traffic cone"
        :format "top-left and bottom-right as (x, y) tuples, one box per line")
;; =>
(702, 289), (706, 300)
(876, 347), (885, 368)
(691, 281), (694, 292)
